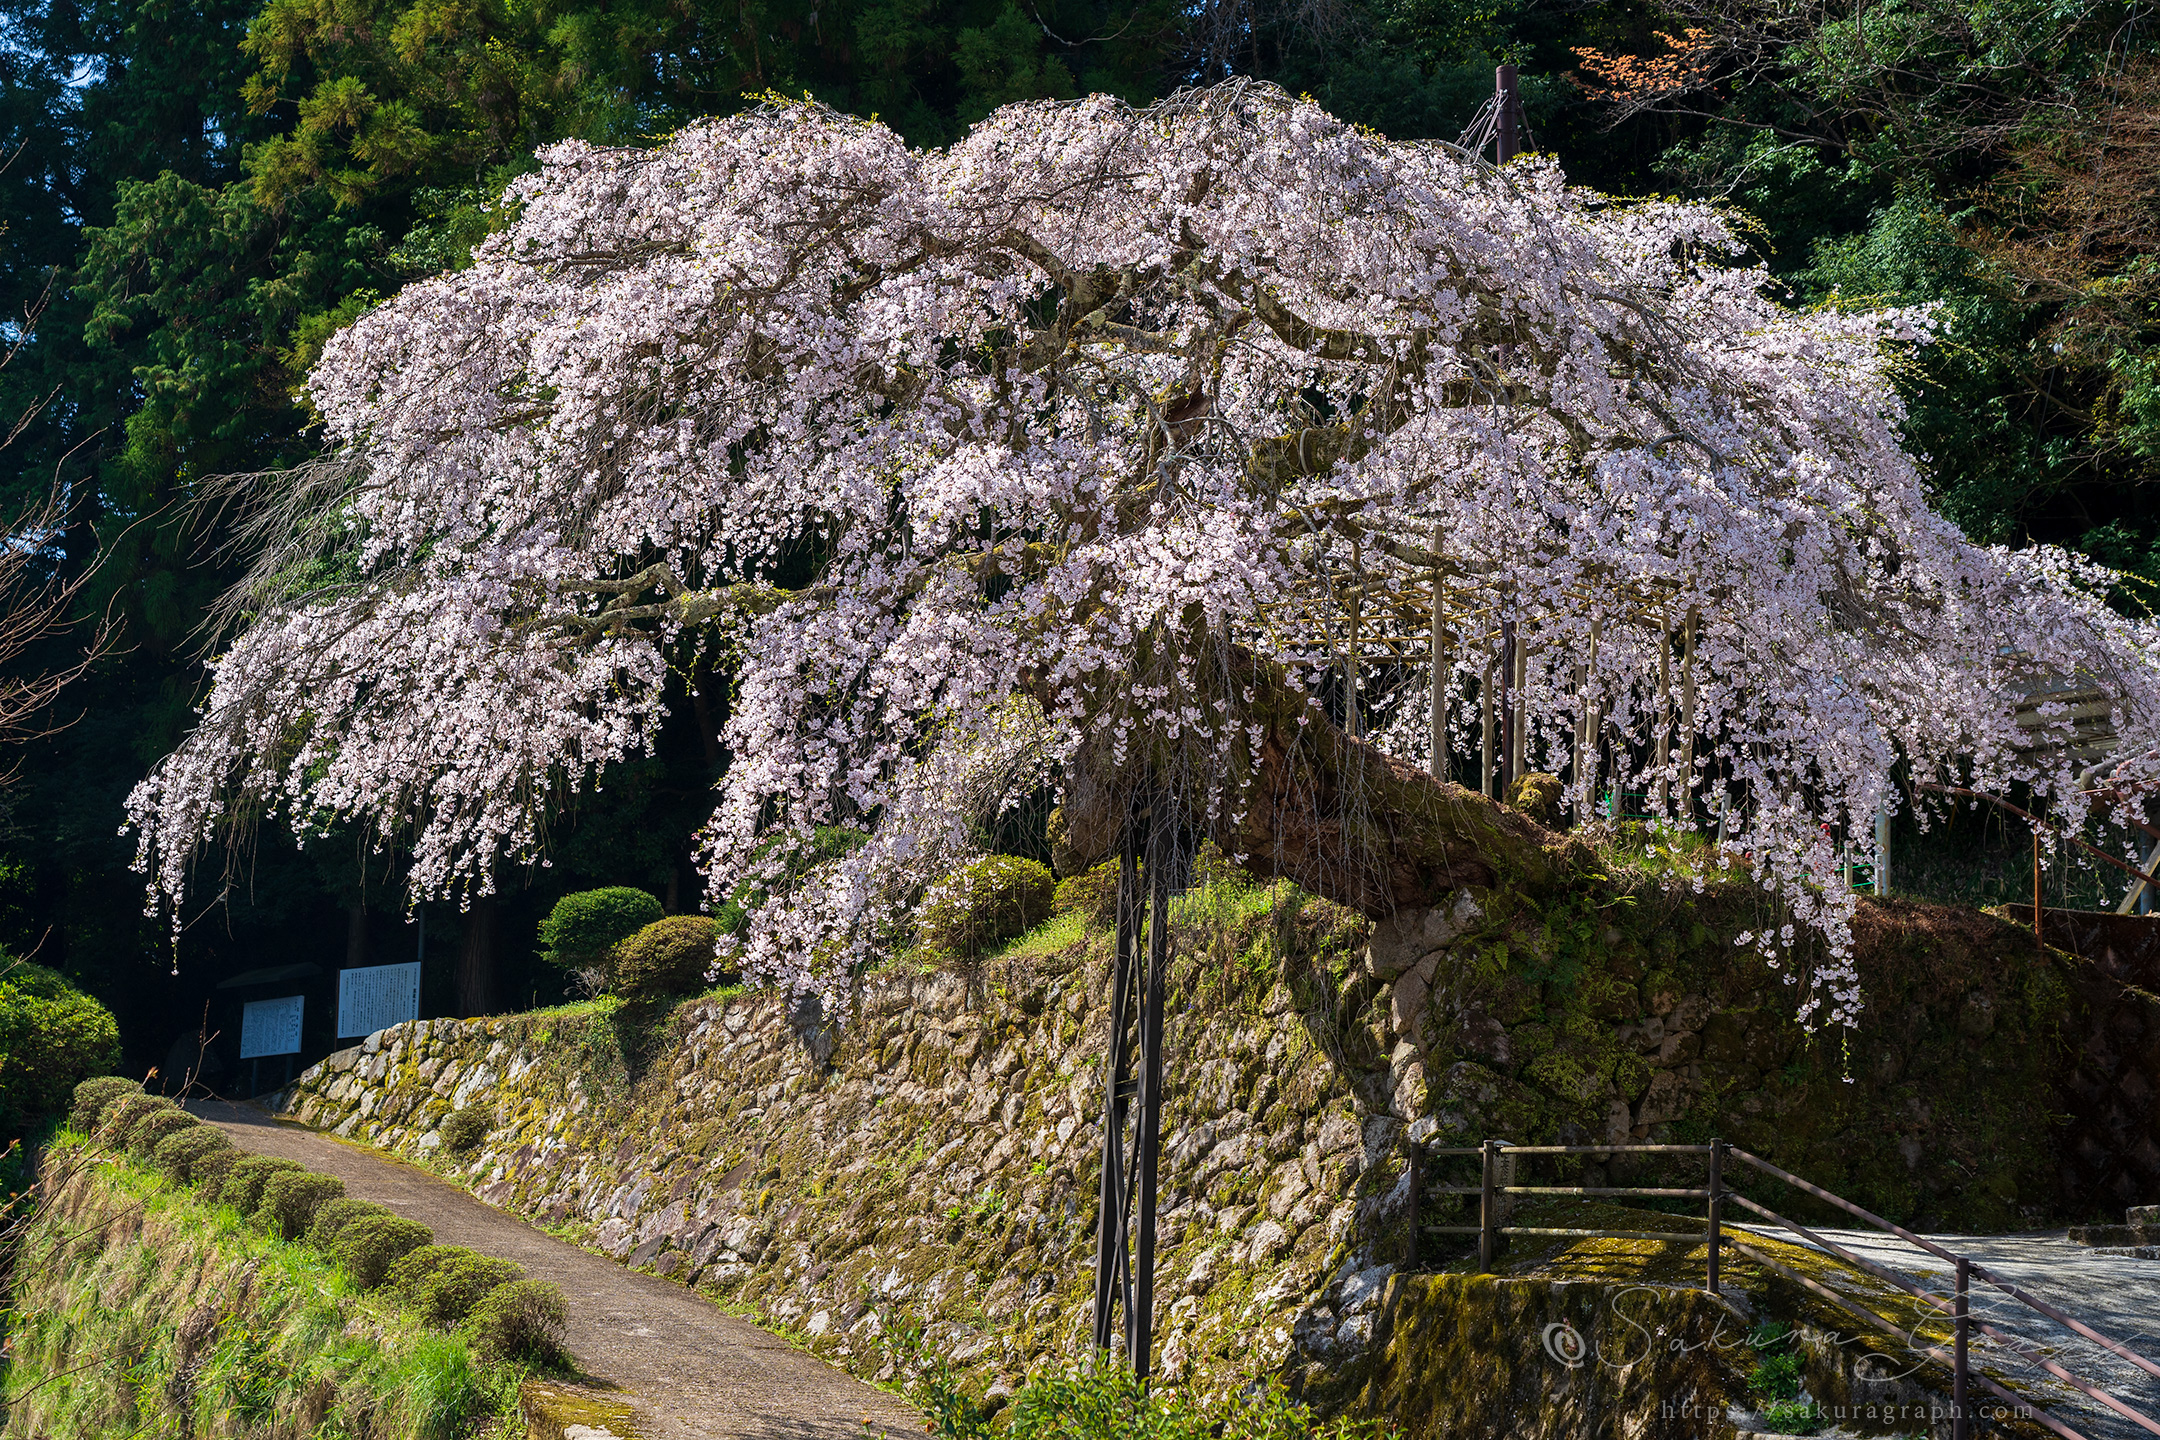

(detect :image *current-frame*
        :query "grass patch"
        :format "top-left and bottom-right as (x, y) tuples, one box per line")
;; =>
(4, 1135), (533, 1439)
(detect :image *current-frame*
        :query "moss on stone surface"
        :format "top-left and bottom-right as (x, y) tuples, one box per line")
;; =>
(271, 860), (2098, 1424)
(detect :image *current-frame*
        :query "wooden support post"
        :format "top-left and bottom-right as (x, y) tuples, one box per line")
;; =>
(1428, 524), (1446, 781)
(1496, 64), (1520, 164)
(1954, 1256), (1970, 1440)
(2033, 832), (2043, 944)
(1706, 1139), (1724, 1295)
(1479, 1139), (1499, 1271)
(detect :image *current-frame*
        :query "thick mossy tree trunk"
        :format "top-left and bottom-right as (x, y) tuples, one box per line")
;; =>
(1054, 649), (1568, 917)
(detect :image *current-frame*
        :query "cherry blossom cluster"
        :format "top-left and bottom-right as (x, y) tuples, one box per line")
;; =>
(126, 82), (2160, 1024)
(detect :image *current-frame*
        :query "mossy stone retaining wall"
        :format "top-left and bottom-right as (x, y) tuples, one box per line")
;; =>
(272, 879), (2089, 1417)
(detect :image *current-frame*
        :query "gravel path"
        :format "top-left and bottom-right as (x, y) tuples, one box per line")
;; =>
(190, 1101), (922, 1440)
(1741, 1224), (2160, 1440)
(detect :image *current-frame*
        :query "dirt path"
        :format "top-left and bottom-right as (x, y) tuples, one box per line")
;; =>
(189, 1101), (921, 1440)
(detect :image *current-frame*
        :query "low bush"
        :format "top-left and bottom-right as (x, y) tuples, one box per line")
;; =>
(920, 855), (1055, 956)
(189, 1143), (245, 1195)
(0, 963), (120, 1131)
(611, 916), (721, 1003)
(126, 1106), (201, 1159)
(67, 1075), (140, 1134)
(333, 1213), (434, 1289)
(218, 1154), (304, 1216)
(306, 1196), (394, 1250)
(1051, 861), (1121, 929)
(386, 1245), (525, 1327)
(439, 1105), (489, 1154)
(537, 888), (663, 977)
(888, 1320), (1392, 1440)
(463, 1279), (568, 1364)
(255, 1170), (346, 1240)
(151, 1125), (232, 1185)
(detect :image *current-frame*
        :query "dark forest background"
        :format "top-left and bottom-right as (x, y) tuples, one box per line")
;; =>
(3, 0), (2155, 1081)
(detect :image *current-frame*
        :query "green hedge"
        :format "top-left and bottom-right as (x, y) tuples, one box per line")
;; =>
(386, 1246), (525, 1327)
(67, 1075), (140, 1133)
(335, 1214), (435, 1290)
(125, 1107), (200, 1159)
(63, 1076), (566, 1357)
(464, 1279), (567, 1364)
(151, 1125), (232, 1185)
(306, 1196), (395, 1250)
(256, 1171), (347, 1240)
(219, 1154), (305, 1216)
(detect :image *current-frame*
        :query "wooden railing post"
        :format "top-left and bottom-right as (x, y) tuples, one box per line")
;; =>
(1706, 1137), (1724, 1295)
(1479, 1139), (1498, 1271)
(1954, 1256), (1970, 1440)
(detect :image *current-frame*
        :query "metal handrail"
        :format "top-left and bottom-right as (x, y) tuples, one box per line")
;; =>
(1411, 1137), (2160, 1440)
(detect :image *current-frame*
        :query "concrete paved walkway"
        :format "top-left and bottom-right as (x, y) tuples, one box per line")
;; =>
(1742, 1224), (2160, 1440)
(190, 1101), (921, 1440)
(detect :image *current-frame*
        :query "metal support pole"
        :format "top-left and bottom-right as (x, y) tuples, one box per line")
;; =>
(1479, 1139), (1499, 1270)
(1954, 1256), (1971, 1440)
(1706, 1138), (1724, 1295)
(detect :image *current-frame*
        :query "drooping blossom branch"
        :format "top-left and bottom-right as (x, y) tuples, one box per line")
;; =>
(127, 82), (2160, 1025)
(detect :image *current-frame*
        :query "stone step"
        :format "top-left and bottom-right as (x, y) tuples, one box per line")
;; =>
(2129, 1204), (2159, 1226)
(2069, 1223), (2160, 1247)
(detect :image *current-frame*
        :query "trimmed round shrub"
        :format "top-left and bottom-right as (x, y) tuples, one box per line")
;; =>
(99, 1091), (172, 1146)
(463, 1279), (568, 1364)
(919, 855), (1055, 956)
(306, 1196), (394, 1250)
(152, 1125), (233, 1185)
(189, 1143), (245, 1195)
(255, 1170), (346, 1240)
(537, 887), (663, 975)
(385, 1244), (524, 1327)
(438, 1106), (489, 1154)
(68, 1075), (140, 1134)
(610, 916), (721, 1003)
(126, 1106), (201, 1159)
(218, 1154), (304, 1216)
(0, 964), (120, 1132)
(1051, 861), (1121, 929)
(333, 1214), (434, 1289)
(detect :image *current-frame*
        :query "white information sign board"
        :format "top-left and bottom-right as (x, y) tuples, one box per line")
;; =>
(337, 961), (421, 1039)
(239, 995), (305, 1059)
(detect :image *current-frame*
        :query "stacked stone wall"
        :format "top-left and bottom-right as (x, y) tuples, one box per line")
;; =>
(275, 880), (2086, 1413)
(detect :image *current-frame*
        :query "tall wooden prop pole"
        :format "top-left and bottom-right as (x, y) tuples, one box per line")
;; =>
(1496, 64), (1521, 164)
(1092, 795), (1173, 1376)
